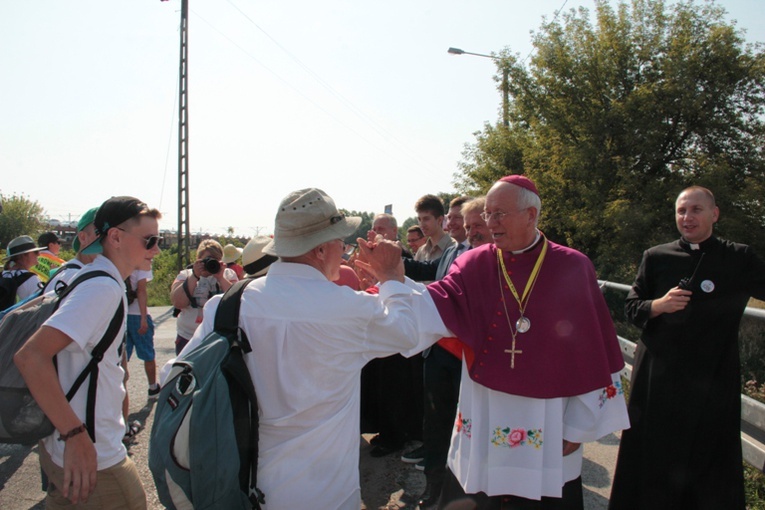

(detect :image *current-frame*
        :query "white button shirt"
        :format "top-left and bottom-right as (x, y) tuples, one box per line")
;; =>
(177, 261), (428, 509)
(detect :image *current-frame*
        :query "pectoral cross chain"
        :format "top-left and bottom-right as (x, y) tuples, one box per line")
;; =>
(504, 340), (523, 369)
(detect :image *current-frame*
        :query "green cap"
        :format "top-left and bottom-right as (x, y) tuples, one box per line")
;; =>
(72, 207), (99, 253)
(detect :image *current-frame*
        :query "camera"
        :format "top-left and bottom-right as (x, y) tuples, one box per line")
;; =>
(202, 257), (221, 275)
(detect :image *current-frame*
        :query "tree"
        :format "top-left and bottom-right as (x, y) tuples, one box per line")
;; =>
(457, 0), (765, 281)
(0, 193), (46, 249)
(340, 209), (375, 244)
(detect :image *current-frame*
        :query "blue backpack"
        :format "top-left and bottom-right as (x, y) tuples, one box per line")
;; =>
(149, 278), (264, 509)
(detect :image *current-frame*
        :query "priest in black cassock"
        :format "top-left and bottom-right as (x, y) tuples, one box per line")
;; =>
(610, 186), (765, 510)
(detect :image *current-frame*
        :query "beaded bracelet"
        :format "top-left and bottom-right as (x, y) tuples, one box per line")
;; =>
(57, 424), (87, 442)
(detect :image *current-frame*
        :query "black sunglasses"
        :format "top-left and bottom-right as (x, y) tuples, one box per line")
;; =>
(116, 227), (162, 250)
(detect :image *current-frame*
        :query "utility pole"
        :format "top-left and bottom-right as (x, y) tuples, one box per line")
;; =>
(177, 0), (191, 271)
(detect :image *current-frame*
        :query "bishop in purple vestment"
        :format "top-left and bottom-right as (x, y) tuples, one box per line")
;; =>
(419, 175), (628, 509)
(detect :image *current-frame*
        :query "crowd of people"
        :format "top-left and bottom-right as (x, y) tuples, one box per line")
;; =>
(2, 176), (764, 509)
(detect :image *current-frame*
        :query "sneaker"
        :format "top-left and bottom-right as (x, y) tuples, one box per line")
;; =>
(415, 460), (425, 471)
(148, 384), (161, 400)
(401, 445), (425, 464)
(122, 420), (142, 445)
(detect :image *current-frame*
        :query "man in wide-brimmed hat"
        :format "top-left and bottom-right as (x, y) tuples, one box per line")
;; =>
(1, 235), (45, 307)
(176, 187), (427, 509)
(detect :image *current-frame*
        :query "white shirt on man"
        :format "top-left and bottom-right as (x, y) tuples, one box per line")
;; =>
(127, 269), (153, 316)
(173, 260), (426, 510)
(41, 255), (128, 470)
(45, 259), (85, 292)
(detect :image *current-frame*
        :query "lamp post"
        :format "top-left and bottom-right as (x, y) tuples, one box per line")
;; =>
(448, 47), (509, 128)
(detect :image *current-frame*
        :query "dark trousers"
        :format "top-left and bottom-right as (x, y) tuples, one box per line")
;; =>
(422, 344), (462, 479)
(440, 468), (584, 510)
(360, 354), (423, 445)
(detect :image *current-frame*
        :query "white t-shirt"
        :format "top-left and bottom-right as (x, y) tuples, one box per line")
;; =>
(173, 267), (237, 340)
(127, 269), (153, 316)
(44, 259), (85, 292)
(41, 255), (128, 470)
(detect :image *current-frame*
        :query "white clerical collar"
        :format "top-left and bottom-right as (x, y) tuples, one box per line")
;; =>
(511, 230), (541, 254)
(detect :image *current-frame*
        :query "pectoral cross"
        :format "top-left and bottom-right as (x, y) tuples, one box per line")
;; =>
(504, 340), (523, 369)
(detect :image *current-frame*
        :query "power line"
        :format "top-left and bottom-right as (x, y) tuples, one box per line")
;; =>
(188, 3), (444, 177)
(224, 0), (443, 176)
(521, 0), (569, 64)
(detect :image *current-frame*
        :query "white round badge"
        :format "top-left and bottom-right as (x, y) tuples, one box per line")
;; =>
(700, 280), (715, 293)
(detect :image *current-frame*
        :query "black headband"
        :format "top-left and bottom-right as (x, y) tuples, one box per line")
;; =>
(243, 254), (277, 276)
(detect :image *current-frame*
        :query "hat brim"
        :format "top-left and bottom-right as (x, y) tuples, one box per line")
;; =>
(3, 246), (45, 261)
(222, 247), (244, 264)
(264, 216), (361, 257)
(80, 238), (104, 255)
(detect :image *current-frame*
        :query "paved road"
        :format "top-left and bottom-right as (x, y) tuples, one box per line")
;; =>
(0, 306), (621, 509)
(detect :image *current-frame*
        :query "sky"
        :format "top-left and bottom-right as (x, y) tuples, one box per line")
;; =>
(1, 0), (763, 238)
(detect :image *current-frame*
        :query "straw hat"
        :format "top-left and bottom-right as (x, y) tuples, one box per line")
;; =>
(264, 188), (360, 257)
(222, 244), (244, 264)
(242, 236), (277, 277)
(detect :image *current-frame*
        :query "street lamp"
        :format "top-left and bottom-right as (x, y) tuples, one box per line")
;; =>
(448, 47), (509, 127)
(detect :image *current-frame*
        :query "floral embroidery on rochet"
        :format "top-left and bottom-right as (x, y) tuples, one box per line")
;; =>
(455, 411), (472, 439)
(491, 427), (543, 449)
(598, 379), (624, 408)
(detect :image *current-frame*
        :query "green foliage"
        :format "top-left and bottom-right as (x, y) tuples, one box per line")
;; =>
(740, 314), (765, 390)
(147, 246), (181, 307)
(399, 216), (419, 241)
(745, 463), (765, 510)
(340, 209), (375, 244)
(457, 0), (765, 282)
(58, 248), (76, 262)
(0, 193), (47, 248)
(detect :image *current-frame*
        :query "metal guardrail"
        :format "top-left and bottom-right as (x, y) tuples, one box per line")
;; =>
(599, 280), (765, 471)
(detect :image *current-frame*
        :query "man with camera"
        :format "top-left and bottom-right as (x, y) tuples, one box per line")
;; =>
(170, 239), (238, 355)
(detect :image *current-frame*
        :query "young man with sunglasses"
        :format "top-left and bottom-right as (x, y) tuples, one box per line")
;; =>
(15, 196), (162, 509)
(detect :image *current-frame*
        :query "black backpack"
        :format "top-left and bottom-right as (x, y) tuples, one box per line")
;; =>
(0, 271), (36, 312)
(0, 270), (123, 444)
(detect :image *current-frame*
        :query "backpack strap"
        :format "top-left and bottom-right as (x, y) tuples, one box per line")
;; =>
(15, 271), (36, 287)
(40, 261), (81, 294)
(56, 270), (125, 441)
(181, 277), (199, 308)
(213, 278), (265, 508)
(213, 278), (254, 346)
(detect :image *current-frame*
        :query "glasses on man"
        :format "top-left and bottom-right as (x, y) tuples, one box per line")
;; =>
(480, 208), (529, 223)
(341, 242), (357, 261)
(116, 227), (162, 250)
(480, 211), (508, 223)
